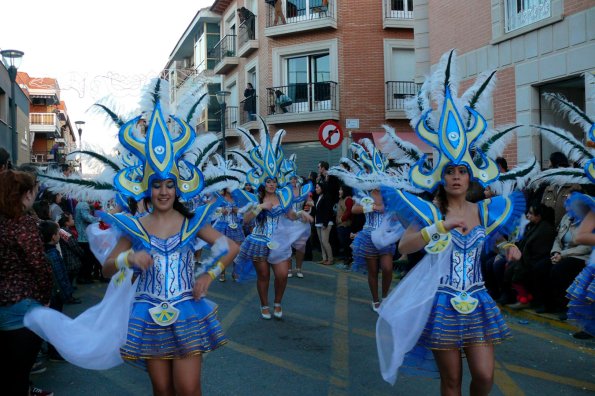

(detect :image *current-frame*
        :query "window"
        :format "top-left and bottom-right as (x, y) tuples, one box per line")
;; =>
(286, 0), (328, 22)
(287, 53), (330, 111)
(0, 90), (7, 123)
(390, 0), (413, 19)
(505, 0), (551, 33)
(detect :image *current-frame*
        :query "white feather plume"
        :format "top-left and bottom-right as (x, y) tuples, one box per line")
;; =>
(543, 92), (593, 134)
(535, 124), (593, 165)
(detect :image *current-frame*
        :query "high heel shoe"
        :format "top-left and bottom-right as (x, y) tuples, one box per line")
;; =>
(260, 306), (272, 320)
(371, 301), (381, 313)
(273, 303), (283, 319)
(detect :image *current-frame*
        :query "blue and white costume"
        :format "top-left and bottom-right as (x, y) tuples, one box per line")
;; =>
(212, 193), (245, 244)
(23, 79), (233, 370)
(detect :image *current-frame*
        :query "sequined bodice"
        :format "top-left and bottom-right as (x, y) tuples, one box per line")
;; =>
(251, 205), (286, 238)
(133, 234), (195, 304)
(364, 211), (383, 229)
(439, 226), (485, 291)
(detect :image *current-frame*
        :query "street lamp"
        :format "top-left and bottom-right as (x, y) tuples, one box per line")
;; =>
(216, 90), (230, 159)
(1, 49), (24, 164)
(74, 121), (85, 173)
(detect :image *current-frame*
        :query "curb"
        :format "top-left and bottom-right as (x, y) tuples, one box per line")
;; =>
(499, 305), (579, 332)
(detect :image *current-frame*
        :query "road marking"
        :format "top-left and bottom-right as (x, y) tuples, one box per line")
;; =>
(503, 363), (595, 392)
(508, 322), (595, 357)
(494, 360), (525, 396)
(289, 283), (334, 297)
(329, 271), (350, 396)
(225, 340), (330, 382)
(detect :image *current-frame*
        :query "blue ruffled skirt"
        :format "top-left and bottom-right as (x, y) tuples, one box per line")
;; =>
(213, 221), (245, 244)
(121, 298), (226, 369)
(352, 228), (395, 259)
(566, 264), (595, 335)
(418, 289), (511, 349)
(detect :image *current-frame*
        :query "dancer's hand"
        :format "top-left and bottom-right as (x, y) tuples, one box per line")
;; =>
(193, 273), (213, 300)
(260, 201), (274, 210)
(129, 250), (153, 271)
(506, 245), (521, 261)
(442, 218), (467, 232)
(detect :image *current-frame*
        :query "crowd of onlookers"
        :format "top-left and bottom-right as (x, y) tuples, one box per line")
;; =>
(0, 147), (105, 396)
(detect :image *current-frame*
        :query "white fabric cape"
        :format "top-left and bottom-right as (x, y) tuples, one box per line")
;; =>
(376, 245), (452, 385)
(24, 268), (137, 370)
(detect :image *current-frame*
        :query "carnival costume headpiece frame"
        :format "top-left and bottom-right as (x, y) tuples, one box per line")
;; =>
(409, 50), (500, 192)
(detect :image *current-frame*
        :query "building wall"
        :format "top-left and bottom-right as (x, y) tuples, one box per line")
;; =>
(419, 1), (594, 166)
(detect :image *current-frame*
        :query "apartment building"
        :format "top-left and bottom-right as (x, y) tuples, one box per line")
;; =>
(0, 61), (29, 165)
(17, 72), (77, 166)
(203, 0), (419, 173)
(414, 0), (594, 167)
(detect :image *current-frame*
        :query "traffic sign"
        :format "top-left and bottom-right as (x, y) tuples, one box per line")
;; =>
(318, 120), (343, 150)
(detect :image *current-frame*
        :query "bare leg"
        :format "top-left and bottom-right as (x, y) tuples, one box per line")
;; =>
(295, 249), (305, 271)
(432, 349), (463, 396)
(366, 257), (379, 303)
(172, 355), (203, 396)
(254, 260), (270, 307)
(271, 260), (290, 304)
(379, 254), (393, 299)
(464, 344), (495, 396)
(147, 359), (175, 396)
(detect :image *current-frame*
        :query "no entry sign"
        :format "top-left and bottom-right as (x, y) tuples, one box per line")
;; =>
(318, 120), (343, 150)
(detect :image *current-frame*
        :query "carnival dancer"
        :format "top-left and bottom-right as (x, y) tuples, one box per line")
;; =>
(330, 142), (410, 312)
(285, 155), (314, 278)
(232, 121), (313, 319)
(375, 50), (524, 395)
(532, 81), (595, 340)
(24, 79), (240, 395)
(212, 188), (245, 281)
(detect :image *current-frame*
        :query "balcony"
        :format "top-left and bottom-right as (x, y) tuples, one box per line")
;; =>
(211, 35), (239, 74)
(266, 82), (339, 124)
(385, 81), (420, 119)
(214, 105), (241, 138)
(265, 0), (337, 37)
(30, 149), (65, 164)
(238, 13), (258, 58)
(239, 95), (259, 130)
(383, 0), (413, 29)
(30, 113), (61, 137)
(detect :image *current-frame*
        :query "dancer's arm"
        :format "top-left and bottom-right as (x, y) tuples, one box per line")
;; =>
(398, 217), (466, 255)
(103, 237), (154, 278)
(575, 211), (595, 246)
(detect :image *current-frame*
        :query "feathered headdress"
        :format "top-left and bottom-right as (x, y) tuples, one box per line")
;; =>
(37, 78), (239, 205)
(530, 73), (595, 185)
(232, 116), (289, 188)
(407, 50), (503, 192)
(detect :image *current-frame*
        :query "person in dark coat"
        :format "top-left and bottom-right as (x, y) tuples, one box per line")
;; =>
(313, 181), (334, 265)
(243, 83), (256, 120)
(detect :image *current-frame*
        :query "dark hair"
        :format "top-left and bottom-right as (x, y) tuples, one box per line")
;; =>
(318, 161), (329, 171)
(316, 181), (328, 195)
(0, 147), (10, 169)
(0, 170), (36, 219)
(529, 202), (555, 225)
(39, 220), (59, 243)
(247, 82), (253, 89)
(58, 212), (73, 228)
(127, 197), (139, 216)
(549, 152), (569, 168)
(495, 157), (509, 172)
(435, 185), (448, 216)
(340, 184), (353, 197)
(308, 171), (317, 181)
(33, 200), (51, 220)
(43, 190), (61, 204)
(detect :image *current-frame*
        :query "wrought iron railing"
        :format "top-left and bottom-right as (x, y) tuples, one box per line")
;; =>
(384, 0), (413, 19)
(266, 82), (338, 115)
(215, 106), (239, 132)
(386, 81), (421, 111)
(209, 34), (237, 64)
(239, 95), (258, 125)
(266, 0), (334, 28)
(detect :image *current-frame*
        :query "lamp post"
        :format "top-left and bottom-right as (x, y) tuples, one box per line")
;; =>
(75, 121), (85, 173)
(1, 49), (24, 165)
(216, 90), (230, 159)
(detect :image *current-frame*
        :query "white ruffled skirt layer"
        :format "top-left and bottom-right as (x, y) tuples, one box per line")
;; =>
(24, 268), (137, 370)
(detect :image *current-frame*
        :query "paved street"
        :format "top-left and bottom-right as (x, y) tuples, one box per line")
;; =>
(32, 261), (595, 395)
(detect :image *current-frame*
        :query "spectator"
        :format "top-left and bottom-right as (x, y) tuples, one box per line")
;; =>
(74, 200), (101, 284)
(243, 83), (257, 120)
(58, 213), (84, 287)
(496, 157), (509, 173)
(274, 89), (292, 113)
(313, 181), (334, 265)
(0, 147), (11, 171)
(504, 203), (556, 309)
(336, 185), (354, 268)
(0, 170), (52, 395)
(45, 191), (64, 222)
(538, 209), (591, 316)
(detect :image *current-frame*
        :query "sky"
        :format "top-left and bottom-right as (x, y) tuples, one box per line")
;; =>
(1, 0), (214, 149)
